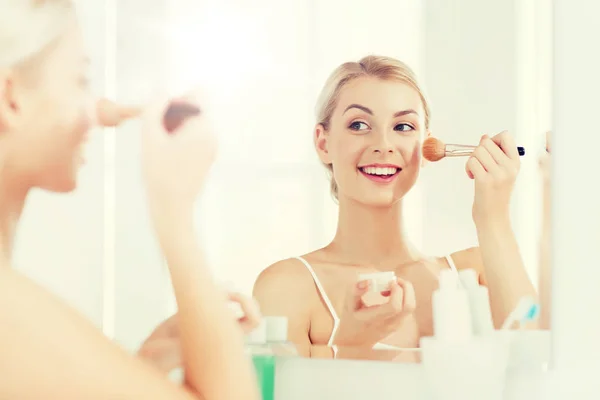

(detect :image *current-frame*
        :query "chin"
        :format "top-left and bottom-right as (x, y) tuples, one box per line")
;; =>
(39, 176), (79, 193)
(357, 193), (400, 208)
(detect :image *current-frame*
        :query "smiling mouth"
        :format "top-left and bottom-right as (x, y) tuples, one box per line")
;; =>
(358, 166), (401, 178)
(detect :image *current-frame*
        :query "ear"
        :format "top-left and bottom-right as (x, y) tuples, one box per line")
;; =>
(314, 124), (332, 164)
(0, 70), (20, 133)
(421, 130), (432, 167)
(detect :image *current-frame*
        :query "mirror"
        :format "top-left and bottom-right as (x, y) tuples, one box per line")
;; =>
(189, 0), (551, 362)
(12, 0), (552, 363)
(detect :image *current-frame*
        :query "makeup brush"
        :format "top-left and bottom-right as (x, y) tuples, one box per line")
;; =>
(422, 136), (526, 162)
(96, 97), (201, 134)
(163, 100), (201, 133)
(96, 98), (142, 128)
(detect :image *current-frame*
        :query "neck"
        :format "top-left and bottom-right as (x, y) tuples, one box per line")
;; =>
(329, 195), (421, 267)
(0, 177), (28, 266)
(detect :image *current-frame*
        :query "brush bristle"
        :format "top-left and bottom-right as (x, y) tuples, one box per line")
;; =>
(422, 137), (446, 162)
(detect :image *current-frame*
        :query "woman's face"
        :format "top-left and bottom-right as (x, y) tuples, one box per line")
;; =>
(0, 18), (94, 193)
(315, 77), (427, 207)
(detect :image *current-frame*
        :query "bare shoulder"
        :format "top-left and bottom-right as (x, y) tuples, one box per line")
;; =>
(449, 246), (483, 271)
(253, 257), (315, 296)
(0, 268), (193, 399)
(253, 257), (319, 354)
(448, 247), (487, 284)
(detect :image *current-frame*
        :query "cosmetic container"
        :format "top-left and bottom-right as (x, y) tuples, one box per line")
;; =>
(432, 269), (473, 342)
(459, 268), (494, 336)
(420, 270), (509, 400)
(358, 271), (397, 306)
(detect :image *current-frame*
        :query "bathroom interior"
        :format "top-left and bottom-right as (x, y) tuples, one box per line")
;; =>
(11, 0), (600, 398)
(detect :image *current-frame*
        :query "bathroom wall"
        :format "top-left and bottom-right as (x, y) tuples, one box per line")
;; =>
(420, 0), (552, 285)
(12, 0), (550, 351)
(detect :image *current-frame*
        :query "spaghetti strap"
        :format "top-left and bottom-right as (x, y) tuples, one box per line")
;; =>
(445, 254), (458, 273)
(294, 256), (340, 347)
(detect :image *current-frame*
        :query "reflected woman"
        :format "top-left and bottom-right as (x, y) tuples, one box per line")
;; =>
(253, 55), (537, 357)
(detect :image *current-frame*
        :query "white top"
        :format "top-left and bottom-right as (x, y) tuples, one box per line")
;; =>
(295, 255), (459, 350)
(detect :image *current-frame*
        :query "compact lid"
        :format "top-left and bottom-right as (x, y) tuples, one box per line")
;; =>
(358, 271), (396, 281)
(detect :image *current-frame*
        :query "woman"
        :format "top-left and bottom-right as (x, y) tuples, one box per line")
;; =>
(253, 55), (537, 356)
(0, 1), (258, 399)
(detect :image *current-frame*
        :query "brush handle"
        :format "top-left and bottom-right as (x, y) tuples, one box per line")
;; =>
(445, 144), (526, 157)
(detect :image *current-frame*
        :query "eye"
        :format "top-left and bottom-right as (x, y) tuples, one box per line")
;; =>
(394, 123), (415, 132)
(349, 121), (369, 131)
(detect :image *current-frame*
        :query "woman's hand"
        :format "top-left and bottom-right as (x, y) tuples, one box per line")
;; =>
(141, 92), (217, 220)
(138, 292), (262, 375)
(332, 278), (417, 348)
(466, 131), (521, 227)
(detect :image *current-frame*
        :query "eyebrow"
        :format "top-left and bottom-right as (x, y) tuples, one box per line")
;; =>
(343, 103), (419, 118)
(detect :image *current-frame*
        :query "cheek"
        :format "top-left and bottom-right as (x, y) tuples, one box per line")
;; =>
(398, 136), (422, 166)
(55, 98), (93, 140)
(330, 135), (364, 166)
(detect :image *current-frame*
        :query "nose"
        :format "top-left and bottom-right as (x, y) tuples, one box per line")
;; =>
(372, 130), (395, 154)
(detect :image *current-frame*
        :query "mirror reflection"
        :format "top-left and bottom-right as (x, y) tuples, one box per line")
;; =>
(133, 0), (552, 369)
(7, 2), (553, 393)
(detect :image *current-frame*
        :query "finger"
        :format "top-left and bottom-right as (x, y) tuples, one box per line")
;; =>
(228, 292), (262, 334)
(376, 282), (404, 317)
(354, 301), (390, 320)
(481, 136), (510, 166)
(491, 130), (519, 160)
(466, 155), (486, 180)
(472, 136), (500, 173)
(138, 338), (182, 374)
(465, 162), (475, 179)
(388, 281), (404, 311)
(350, 280), (372, 310)
(396, 278), (416, 312)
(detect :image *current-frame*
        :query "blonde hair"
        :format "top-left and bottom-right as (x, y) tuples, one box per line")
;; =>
(315, 55), (431, 200)
(0, 0), (74, 68)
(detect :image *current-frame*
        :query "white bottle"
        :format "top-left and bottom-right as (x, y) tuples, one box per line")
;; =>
(245, 319), (271, 355)
(458, 269), (494, 335)
(432, 269), (473, 343)
(264, 316), (297, 356)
